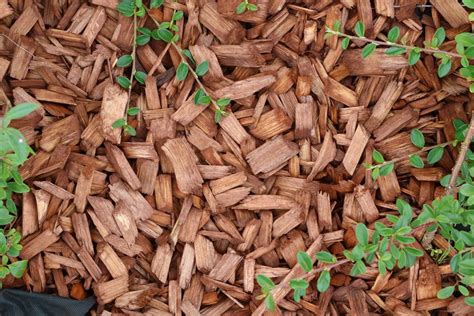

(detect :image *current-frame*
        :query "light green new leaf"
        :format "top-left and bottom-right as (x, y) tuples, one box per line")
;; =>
(410, 129), (425, 148)
(127, 107), (139, 116)
(354, 21), (365, 37)
(387, 26), (400, 42)
(264, 294), (276, 311)
(409, 154), (424, 169)
(195, 61), (209, 77)
(235, 2), (246, 14)
(372, 149), (384, 164)
(341, 37), (350, 50)
(385, 46), (405, 56)
(176, 62), (189, 81)
(361, 43), (376, 58)
(5, 103), (39, 124)
(297, 251), (313, 272)
(8, 260), (27, 278)
(432, 27), (446, 47)
(437, 286), (455, 299)
(408, 49), (421, 66)
(150, 0), (163, 8)
(256, 274), (275, 292)
(427, 146), (444, 164)
(380, 163), (394, 176)
(317, 270), (331, 292)
(438, 59), (451, 78)
(455, 32), (474, 47)
(316, 251), (337, 264)
(355, 223), (368, 245)
(112, 118), (126, 128)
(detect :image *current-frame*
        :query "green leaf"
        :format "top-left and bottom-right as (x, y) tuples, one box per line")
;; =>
(410, 129), (425, 148)
(341, 37), (350, 50)
(195, 61), (209, 77)
(176, 62), (189, 81)
(356, 223), (368, 245)
(124, 125), (136, 136)
(316, 251), (336, 264)
(380, 163), (394, 176)
(409, 154), (424, 169)
(136, 34), (150, 46)
(437, 286), (455, 299)
(134, 71), (147, 84)
(117, 76), (131, 89)
(378, 259), (387, 275)
(214, 110), (223, 123)
(112, 118), (126, 128)
(235, 2), (246, 14)
(408, 49), (421, 66)
(385, 46), (405, 56)
(372, 149), (384, 164)
(173, 11), (184, 21)
(264, 294), (276, 311)
(297, 251), (313, 273)
(117, 55), (133, 68)
(5, 103), (40, 124)
(432, 27), (446, 47)
(463, 0), (474, 9)
(290, 279), (309, 290)
(138, 27), (152, 36)
(458, 285), (469, 296)
(150, 0), (163, 8)
(182, 49), (195, 64)
(256, 274), (275, 292)
(0, 213), (14, 225)
(292, 287), (306, 302)
(152, 29), (174, 43)
(317, 270), (331, 292)
(247, 3), (258, 11)
(387, 27), (400, 42)
(361, 43), (376, 58)
(216, 98), (231, 107)
(8, 260), (27, 278)
(5, 128), (30, 164)
(354, 21), (365, 37)
(455, 32), (474, 47)
(194, 88), (211, 105)
(427, 146), (444, 164)
(460, 183), (474, 196)
(350, 260), (366, 276)
(404, 247), (423, 257)
(116, 0), (135, 17)
(371, 167), (380, 181)
(438, 59), (451, 78)
(459, 259), (474, 275)
(127, 107), (139, 116)
(8, 182), (29, 193)
(465, 297), (474, 306)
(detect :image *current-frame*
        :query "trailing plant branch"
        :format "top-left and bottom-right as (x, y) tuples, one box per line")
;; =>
(447, 113), (474, 195)
(326, 28), (463, 58)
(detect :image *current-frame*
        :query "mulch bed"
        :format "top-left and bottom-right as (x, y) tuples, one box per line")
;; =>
(0, 0), (473, 315)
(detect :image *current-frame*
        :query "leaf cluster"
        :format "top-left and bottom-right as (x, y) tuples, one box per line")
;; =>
(235, 0), (258, 14)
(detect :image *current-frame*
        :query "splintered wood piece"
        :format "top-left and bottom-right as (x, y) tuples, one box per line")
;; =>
(88, 196), (122, 236)
(82, 6), (106, 46)
(97, 243), (128, 278)
(0, 0), (13, 19)
(72, 212), (94, 256)
(155, 174), (173, 212)
(74, 166), (93, 213)
(108, 180), (153, 221)
(343, 125), (370, 175)
(100, 84), (127, 144)
(106, 142), (141, 190)
(93, 276), (129, 305)
(33, 181), (75, 200)
(21, 228), (62, 260)
(162, 138), (203, 195)
(246, 136), (299, 174)
(364, 81), (403, 132)
(214, 74), (276, 100)
(113, 200), (138, 247)
(151, 243), (173, 283)
(347, 288), (369, 316)
(234, 195), (298, 210)
(208, 253), (242, 282)
(355, 186), (379, 223)
(272, 206), (304, 238)
(243, 258), (255, 293)
(430, 0), (469, 27)
(307, 131), (336, 181)
(250, 109), (293, 140)
(195, 235), (218, 273)
(209, 171), (247, 195)
(317, 191), (332, 232)
(22, 192), (38, 237)
(179, 243), (195, 289)
(10, 36), (37, 80)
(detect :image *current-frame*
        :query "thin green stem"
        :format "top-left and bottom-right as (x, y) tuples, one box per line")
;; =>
(125, 10), (138, 116)
(327, 29), (463, 59)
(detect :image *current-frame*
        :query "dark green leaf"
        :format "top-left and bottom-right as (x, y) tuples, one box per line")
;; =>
(235, 2), (246, 14)
(385, 46), (405, 55)
(372, 149), (384, 164)
(116, 0), (135, 17)
(408, 49), (421, 66)
(8, 182), (29, 193)
(396, 235), (416, 244)
(361, 43), (377, 58)
(404, 247), (423, 257)
(354, 21), (365, 37)
(341, 37), (350, 50)
(387, 27), (400, 42)
(136, 34), (150, 46)
(410, 129), (425, 148)
(459, 259), (474, 275)
(182, 49), (195, 64)
(138, 27), (152, 36)
(127, 107), (140, 116)
(173, 11), (184, 21)
(117, 55), (133, 67)
(297, 251), (313, 273)
(8, 260), (27, 278)
(427, 146), (444, 164)
(380, 163), (394, 176)
(317, 270), (331, 292)
(176, 62), (189, 81)
(437, 286), (455, 299)
(152, 29), (174, 42)
(112, 118), (126, 128)
(460, 183), (474, 196)
(134, 71), (147, 84)
(356, 223), (368, 245)
(465, 297), (474, 306)
(117, 76), (131, 89)
(195, 61), (209, 77)
(316, 251), (336, 264)
(378, 259), (387, 275)
(409, 154), (424, 169)
(150, 0), (163, 8)
(438, 59), (451, 78)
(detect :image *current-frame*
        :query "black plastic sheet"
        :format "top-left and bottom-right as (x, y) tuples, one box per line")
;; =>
(0, 289), (95, 316)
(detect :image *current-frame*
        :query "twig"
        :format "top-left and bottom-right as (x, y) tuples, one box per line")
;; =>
(327, 30), (463, 59)
(446, 113), (474, 196)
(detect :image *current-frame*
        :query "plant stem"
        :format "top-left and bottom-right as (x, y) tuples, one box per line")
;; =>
(145, 9), (220, 112)
(328, 30), (463, 59)
(298, 259), (351, 280)
(446, 113), (474, 195)
(370, 140), (455, 169)
(125, 10), (138, 116)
